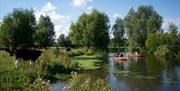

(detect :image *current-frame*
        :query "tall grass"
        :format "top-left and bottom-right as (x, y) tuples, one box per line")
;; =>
(0, 48), (78, 91)
(0, 48), (108, 91)
(69, 48), (86, 57)
(66, 72), (111, 91)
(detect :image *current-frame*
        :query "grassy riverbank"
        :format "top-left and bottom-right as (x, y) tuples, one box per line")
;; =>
(0, 48), (110, 91)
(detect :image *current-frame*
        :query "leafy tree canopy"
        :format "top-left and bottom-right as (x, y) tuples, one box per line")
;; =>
(124, 5), (162, 51)
(0, 8), (36, 50)
(34, 15), (55, 48)
(69, 9), (110, 50)
(112, 18), (125, 48)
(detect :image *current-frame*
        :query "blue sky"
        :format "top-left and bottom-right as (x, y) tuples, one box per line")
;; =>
(0, 0), (180, 38)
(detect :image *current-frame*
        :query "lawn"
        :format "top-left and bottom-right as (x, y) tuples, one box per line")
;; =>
(72, 59), (101, 70)
(72, 55), (99, 59)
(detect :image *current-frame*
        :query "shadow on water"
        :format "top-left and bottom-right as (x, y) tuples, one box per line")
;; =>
(51, 53), (180, 91)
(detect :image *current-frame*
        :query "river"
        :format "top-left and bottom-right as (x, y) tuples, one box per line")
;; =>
(51, 53), (180, 91)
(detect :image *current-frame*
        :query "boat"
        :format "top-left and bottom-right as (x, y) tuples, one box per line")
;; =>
(128, 52), (145, 57)
(129, 54), (144, 57)
(114, 56), (129, 61)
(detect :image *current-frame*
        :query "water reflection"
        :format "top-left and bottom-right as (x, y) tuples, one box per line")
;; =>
(52, 53), (180, 91)
(109, 53), (180, 91)
(51, 81), (67, 91)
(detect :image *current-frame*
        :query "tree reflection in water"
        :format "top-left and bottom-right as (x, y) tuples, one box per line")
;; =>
(110, 53), (180, 91)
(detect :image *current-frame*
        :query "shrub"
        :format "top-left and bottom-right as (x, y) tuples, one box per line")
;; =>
(154, 45), (171, 57)
(0, 49), (52, 91)
(0, 70), (30, 90)
(66, 72), (111, 91)
(69, 48), (86, 57)
(0, 48), (81, 91)
(70, 62), (80, 70)
(52, 47), (61, 57)
(32, 78), (50, 91)
(85, 49), (95, 55)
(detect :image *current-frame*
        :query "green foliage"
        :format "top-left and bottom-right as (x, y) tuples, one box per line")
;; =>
(0, 9), (55, 49)
(34, 15), (55, 48)
(154, 45), (171, 57)
(85, 49), (95, 55)
(0, 8), (36, 49)
(146, 23), (180, 58)
(112, 18), (125, 48)
(58, 34), (66, 47)
(32, 78), (50, 91)
(124, 5), (162, 50)
(34, 28), (49, 48)
(69, 48), (86, 57)
(145, 33), (160, 53)
(69, 9), (110, 50)
(0, 55), (51, 91)
(168, 23), (178, 36)
(72, 59), (101, 70)
(0, 48), (79, 91)
(57, 34), (72, 47)
(67, 72), (111, 91)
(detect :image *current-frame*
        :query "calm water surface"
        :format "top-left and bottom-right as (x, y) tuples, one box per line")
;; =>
(52, 53), (180, 91)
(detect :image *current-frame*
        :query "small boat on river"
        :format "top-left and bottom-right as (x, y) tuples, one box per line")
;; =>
(114, 56), (129, 60)
(128, 52), (145, 57)
(114, 53), (129, 61)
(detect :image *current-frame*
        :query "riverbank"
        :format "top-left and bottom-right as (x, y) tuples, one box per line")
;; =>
(0, 48), (110, 91)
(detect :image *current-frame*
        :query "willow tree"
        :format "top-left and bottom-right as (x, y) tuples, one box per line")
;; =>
(0, 8), (36, 51)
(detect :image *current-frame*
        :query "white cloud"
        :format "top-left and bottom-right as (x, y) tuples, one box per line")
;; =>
(41, 2), (56, 12)
(72, 0), (92, 7)
(113, 13), (122, 19)
(85, 6), (93, 13)
(162, 18), (180, 32)
(34, 2), (71, 38)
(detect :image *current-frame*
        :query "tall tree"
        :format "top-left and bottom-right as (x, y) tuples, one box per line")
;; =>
(57, 34), (66, 47)
(168, 23), (178, 36)
(124, 8), (137, 51)
(34, 15), (55, 48)
(124, 5), (162, 51)
(112, 18), (125, 48)
(168, 23), (179, 56)
(69, 9), (110, 50)
(0, 8), (36, 50)
(69, 22), (83, 47)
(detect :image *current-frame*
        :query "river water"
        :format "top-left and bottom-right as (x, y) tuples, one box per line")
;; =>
(51, 53), (180, 91)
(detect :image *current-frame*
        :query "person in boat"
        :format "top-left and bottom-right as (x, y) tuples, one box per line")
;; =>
(135, 52), (138, 55)
(119, 53), (123, 57)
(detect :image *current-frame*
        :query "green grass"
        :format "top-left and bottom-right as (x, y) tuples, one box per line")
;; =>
(72, 55), (99, 59)
(0, 49), (72, 90)
(71, 54), (102, 70)
(0, 51), (15, 72)
(71, 53), (103, 70)
(0, 48), (106, 90)
(72, 59), (101, 70)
